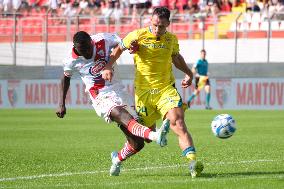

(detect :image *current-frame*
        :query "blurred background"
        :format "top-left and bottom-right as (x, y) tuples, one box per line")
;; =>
(0, 0), (284, 109)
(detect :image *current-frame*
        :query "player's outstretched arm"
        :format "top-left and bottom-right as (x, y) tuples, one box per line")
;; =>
(102, 45), (124, 82)
(56, 75), (70, 118)
(172, 53), (193, 88)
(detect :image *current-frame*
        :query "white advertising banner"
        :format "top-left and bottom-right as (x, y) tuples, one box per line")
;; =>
(0, 78), (283, 109)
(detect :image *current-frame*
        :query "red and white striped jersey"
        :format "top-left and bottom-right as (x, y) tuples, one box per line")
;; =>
(63, 33), (122, 98)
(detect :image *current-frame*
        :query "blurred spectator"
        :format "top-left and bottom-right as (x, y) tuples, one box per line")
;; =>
(2, 0), (22, 13)
(246, 0), (260, 12)
(183, 0), (199, 14)
(152, 0), (162, 9)
(48, 0), (58, 16)
(120, 0), (129, 14)
(198, 0), (208, 12)
(78, 0), (89, 14)
(59, 0), (77, 23)
(87, 0), (101, 14)
(220, 0), (232, 12)
(108, 0), (118, 8)
(261, 0), (283, 20)
(206, 0), (221, 15)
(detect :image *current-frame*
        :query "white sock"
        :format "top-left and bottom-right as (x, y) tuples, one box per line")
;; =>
(148, 131), (157, 141)
(114, 156), (121, 164)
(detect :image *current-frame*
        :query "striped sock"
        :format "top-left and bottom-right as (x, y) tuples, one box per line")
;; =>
(127, 119), (152, 140)
(117, 141), (137, 161)
(182, 146), (196, 161)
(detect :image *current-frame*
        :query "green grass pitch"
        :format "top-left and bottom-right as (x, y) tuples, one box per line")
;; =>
(0, 109), (283, 189)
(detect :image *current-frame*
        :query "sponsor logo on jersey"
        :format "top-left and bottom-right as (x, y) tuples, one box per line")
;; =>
(89, 59), (106, 76)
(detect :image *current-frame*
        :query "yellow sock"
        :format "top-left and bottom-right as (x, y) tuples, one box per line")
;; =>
(186, 153), (196, 161)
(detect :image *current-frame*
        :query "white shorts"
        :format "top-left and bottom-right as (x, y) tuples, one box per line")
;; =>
(89, 87), (138, 123)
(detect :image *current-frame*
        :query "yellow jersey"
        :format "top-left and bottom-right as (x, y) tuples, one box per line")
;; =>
(121, 27), (180, 89)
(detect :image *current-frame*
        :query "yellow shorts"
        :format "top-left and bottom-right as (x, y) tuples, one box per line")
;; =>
(196, 76), (209, 90)
(135, 85), (183, 127)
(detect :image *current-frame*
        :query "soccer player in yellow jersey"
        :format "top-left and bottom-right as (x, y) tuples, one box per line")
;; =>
(103, 7), (203, 178)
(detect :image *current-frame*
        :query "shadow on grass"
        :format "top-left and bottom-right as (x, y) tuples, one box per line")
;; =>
(133, 171), (284, 178)
(200, 171), (284, 179)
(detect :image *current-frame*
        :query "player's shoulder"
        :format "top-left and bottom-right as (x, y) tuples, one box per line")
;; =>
(91, 33), (121, 45)
(165, 31), (178, 39)
(90, 33), (107, 42)
(133, 27), (150, 37)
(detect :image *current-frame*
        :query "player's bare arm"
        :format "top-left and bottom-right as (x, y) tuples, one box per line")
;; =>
(102, 45), (124, 82)
(172, 53), (193, 88)
(56, 75), (70, 118)
(102, 40), (139, 82)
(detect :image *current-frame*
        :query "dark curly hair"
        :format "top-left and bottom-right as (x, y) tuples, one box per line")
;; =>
(73, 31), (91, 47)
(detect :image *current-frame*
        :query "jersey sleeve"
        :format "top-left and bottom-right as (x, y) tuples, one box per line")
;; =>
(62, 56), (74, 77)
(193, 60), (200, 68)
(172, 35), (180, 56)
(121, 30), (139, 50)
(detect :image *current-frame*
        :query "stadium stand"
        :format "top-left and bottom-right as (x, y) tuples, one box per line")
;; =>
(0, 0), (283, 42)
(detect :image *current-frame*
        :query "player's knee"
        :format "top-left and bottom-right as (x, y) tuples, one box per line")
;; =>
(176, 118), (186, 127)
(171, 118), (187, 131)
(130, 138), (145, 151)
(110, 106), (133, 125)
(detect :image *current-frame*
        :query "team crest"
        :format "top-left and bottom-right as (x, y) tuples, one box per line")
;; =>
(97, 49), (104, 57)
(215, 79), (231, 108)
(8, 80), (20, 107)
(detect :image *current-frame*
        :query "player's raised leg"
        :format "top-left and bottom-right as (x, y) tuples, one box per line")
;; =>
(110, 107), (169, 147)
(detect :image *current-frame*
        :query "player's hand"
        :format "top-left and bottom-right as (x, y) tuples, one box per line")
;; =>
(129, 40), (139, 54)
(181, 75), (192, 88)
(102, 64), (113, 82)
(56, 105), (66, 118)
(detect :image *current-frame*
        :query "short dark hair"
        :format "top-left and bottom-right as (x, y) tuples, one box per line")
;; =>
(73, 31), (91, 46)
(152, 7), (171, 21)
(201, 49), (206, 53)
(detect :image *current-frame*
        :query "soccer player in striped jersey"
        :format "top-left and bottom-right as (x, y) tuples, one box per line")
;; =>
(102, 7), (204, 178)
(56, 31), (170, 176)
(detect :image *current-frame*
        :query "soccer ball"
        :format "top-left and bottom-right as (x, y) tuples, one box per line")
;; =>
(211, 114), (236, 139)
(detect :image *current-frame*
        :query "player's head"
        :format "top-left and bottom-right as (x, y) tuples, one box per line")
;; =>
(151, 7), (170, 37)
(73, 31), (94, 59)
(201, 49), (206, 59)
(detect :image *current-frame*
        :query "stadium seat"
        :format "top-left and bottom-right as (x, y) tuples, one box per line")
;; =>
(57, 26), (67, 34)
(0, 19), (7, 26)
(22, 27), (33, 34)
(239, 22), (249, 31)
(48, 27), (59, 34)
(79, 24), (91, 33)
(249, 21), (260, 31)
(32, 27), (43, 34)
(95, 25), (108, 33)
(251, 13), (261, 23)
(260, 21), (269, 31)
(244, 13), (252, 23)
(271, 21), (280, 30)
(280, 21), (284, 30)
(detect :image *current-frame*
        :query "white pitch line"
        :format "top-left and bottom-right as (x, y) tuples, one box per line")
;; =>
(0, 159), (282, 182)
(1, 175), (283, 189)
